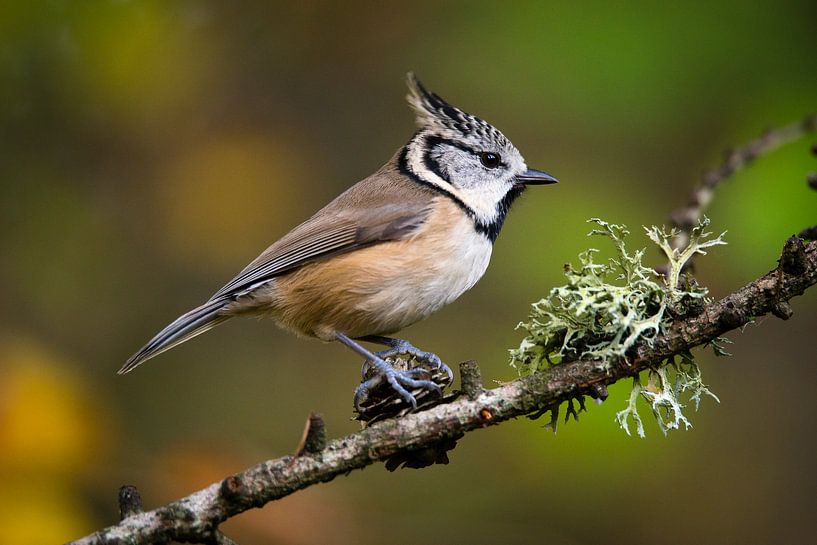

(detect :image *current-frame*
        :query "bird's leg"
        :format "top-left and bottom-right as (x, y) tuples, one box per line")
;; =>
(358, 335), (453, 382)
(335, 332), (442, 411)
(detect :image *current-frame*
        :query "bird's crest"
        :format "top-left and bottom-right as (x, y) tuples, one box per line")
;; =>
(406, 72), (509, 147)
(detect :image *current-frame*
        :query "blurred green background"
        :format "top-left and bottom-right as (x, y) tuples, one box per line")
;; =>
(1, 1), (816, 544)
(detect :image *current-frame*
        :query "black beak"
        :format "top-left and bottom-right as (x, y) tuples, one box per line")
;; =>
(516, 168), (559, 185)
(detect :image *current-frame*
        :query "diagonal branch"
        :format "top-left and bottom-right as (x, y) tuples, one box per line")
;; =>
(69, 114), (817, 545)
(68, 237), (817, 545)
(669, 113), (817, 249)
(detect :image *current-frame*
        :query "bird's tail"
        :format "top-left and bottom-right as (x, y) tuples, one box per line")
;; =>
(119, 298), (230, 374)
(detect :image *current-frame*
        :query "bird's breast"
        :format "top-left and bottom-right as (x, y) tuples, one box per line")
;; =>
(363, 203), (493, 321)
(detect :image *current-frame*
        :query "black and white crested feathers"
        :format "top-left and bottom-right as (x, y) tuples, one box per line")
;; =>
(406, 72), (510, 149)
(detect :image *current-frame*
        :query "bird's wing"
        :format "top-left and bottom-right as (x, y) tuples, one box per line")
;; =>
(122, 199), (430, 374)
(208, 199), (432, 301)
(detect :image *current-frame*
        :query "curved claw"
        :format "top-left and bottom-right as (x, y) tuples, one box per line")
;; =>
(436, 361), (454, 383)
(354, 357), (443, 411)
(373, 340), (453, 383)
(361, 358), (373, 379)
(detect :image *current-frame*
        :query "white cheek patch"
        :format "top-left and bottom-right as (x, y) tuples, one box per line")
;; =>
(454, 183), (514, 222)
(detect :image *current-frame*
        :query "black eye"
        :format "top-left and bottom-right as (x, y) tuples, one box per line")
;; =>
(479, 152), (501, 169)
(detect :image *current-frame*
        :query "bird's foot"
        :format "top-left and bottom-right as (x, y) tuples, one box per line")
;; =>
(364, 339), (453, 383)
(354, 357), (441, 412)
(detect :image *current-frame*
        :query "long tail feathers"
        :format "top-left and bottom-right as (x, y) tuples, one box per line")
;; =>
(119, 299), (230, 374)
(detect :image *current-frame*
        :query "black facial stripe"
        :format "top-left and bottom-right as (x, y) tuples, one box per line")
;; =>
(422, 146), (450, 186)
(398, 141), (473, 217)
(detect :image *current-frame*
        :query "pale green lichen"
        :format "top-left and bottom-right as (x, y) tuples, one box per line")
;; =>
(510, 218), (725, 436)
(615, 352), (720, 437)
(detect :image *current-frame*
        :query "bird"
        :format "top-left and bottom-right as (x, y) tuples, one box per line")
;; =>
(121, 73), (558, 410)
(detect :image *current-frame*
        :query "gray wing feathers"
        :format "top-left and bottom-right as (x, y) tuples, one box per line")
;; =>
(208, 166), (436, 302)
(209, 221), (360, 299)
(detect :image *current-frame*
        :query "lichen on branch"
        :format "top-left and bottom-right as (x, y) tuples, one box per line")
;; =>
(510, 217), (725, 436)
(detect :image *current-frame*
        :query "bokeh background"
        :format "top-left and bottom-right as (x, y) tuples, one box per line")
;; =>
(1, 2), (816, 544)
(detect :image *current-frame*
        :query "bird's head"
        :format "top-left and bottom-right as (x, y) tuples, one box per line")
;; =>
(402, 73), (557, 241)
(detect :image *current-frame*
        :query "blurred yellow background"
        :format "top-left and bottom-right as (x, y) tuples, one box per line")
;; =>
(1, 2), (815, 544)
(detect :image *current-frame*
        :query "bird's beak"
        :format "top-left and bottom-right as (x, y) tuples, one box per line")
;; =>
(516, 168), (559, 186)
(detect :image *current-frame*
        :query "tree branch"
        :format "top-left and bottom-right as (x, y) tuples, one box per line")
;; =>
(68, 237), (817, 545)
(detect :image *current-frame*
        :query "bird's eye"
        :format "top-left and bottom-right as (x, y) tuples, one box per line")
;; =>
(479, 152), (501, 169)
